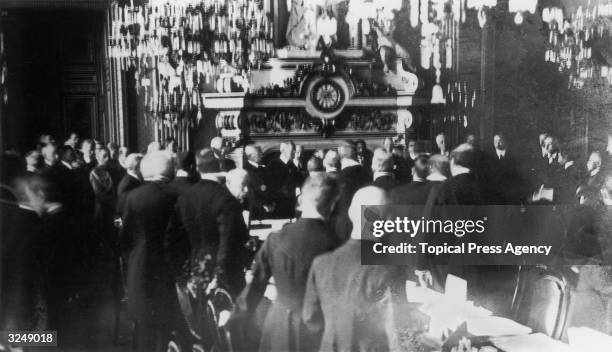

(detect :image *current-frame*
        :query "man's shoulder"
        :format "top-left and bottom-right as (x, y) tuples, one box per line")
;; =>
(311, 251), (334, 271)
(393, 181), (431, 194)
(119, 174), (138, 187)
(267, 158), (283, 167)
(186, 180), (231, 200)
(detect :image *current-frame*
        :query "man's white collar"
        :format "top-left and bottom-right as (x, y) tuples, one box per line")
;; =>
(341, 158), (360, 169)
(176, 169), (190, 178)
(128, 171), (140, 180)
(248, 160), (261, 168)
(451, 165), (471, 176)
(280, 154), (291, 165)
(373, 171), (391, 180)
(427, 173), (447, 182)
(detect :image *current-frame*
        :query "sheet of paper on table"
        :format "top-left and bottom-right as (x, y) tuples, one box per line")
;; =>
(445, 274), (467, 303)
(405, 280), (443, 304)
(466, 316), (532, 337)
(568, 326), (612, 350)
(490, 333), (573, 352)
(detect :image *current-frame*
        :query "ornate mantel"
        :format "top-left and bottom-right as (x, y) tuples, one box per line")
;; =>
(204, 49), (430, 161)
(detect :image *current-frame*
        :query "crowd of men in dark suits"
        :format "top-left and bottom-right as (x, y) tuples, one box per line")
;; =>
(2, 130), (612, 351)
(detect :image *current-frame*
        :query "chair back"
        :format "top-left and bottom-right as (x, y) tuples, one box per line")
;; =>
(511, 265), (571, 340)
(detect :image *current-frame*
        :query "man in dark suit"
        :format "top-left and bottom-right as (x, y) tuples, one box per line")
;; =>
(323, 150), (341, 177)
(338, 142), (371, 199)
(266, 141), (302, 218)
(165, 148), (250, 296)
(371, 148), (396, 191)
(116, 153), (143, 217)
(211, 136), (236, 172)
(530, 133), (558, 192)
(392, 154), (431, 205)
(244, 145), (274, 221)
(550, 150), (581, 205)
(355, 139), (372, 170)
(120, 152), (182, 351)
(481, 132), (524, 204)
(39, 145), (85, 233)
(303, 186), (405, 352)
(78, 139), (97, 173)
(169, 150), (197, 197)
(293, 144), (309, 180)
(1, 177), (46, 331)
(383, 137), (411, 184)
(418, 144), (485, 290)
(333, 141), (372, 242)
(578, 151), (605, 204)
(106, 142), (126, 191)
(233, 174), (340, 352)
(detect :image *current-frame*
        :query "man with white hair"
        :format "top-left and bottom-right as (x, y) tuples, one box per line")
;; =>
(225, 168), (249, 204)
(116, 153), (143, 217)
(303, 186), (405, 352)
(120, 151), (180, 352)
(333, 141), (371, 241)
(267, 141), (301, 218)
(323, 149), (341, 176)
(235, 174), (340, 352)
(146, 141), (161, 154)
(371, 148), (396, 191)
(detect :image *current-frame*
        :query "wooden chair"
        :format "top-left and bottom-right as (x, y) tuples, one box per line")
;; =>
(510, 265), (571, 340)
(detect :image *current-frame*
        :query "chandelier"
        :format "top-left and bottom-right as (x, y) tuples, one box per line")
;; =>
(543, 0), (612, 88)
(108, 0), (274, 123)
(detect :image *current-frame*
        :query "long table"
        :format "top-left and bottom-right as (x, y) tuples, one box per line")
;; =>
(403, 281), (612, 351)
(247, 220), (612, 351)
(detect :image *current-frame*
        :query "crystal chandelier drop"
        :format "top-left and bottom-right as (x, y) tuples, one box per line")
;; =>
(543, 0), (612, 88)
(508, 0), (538, 25)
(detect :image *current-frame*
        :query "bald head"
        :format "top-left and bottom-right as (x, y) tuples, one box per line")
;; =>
(124, 153), (143, 173)
(323, 150), (341, 172)
(299, 173), (340, 219)
(147, 141), (161, 154)
(211, 137), (224, 153)
(140, 151), (174, 181)
(348, 186), (388, 240)
(450, 143), (476, 171)
(245, 144), (263, 164)
(371, 148), (393, 173)
(226, 168), (249, 201)
(338, 142), (356, 160)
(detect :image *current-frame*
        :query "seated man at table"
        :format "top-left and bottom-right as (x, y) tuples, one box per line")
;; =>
(232, 174), (341, 352)
(303, 186), (406, 352)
